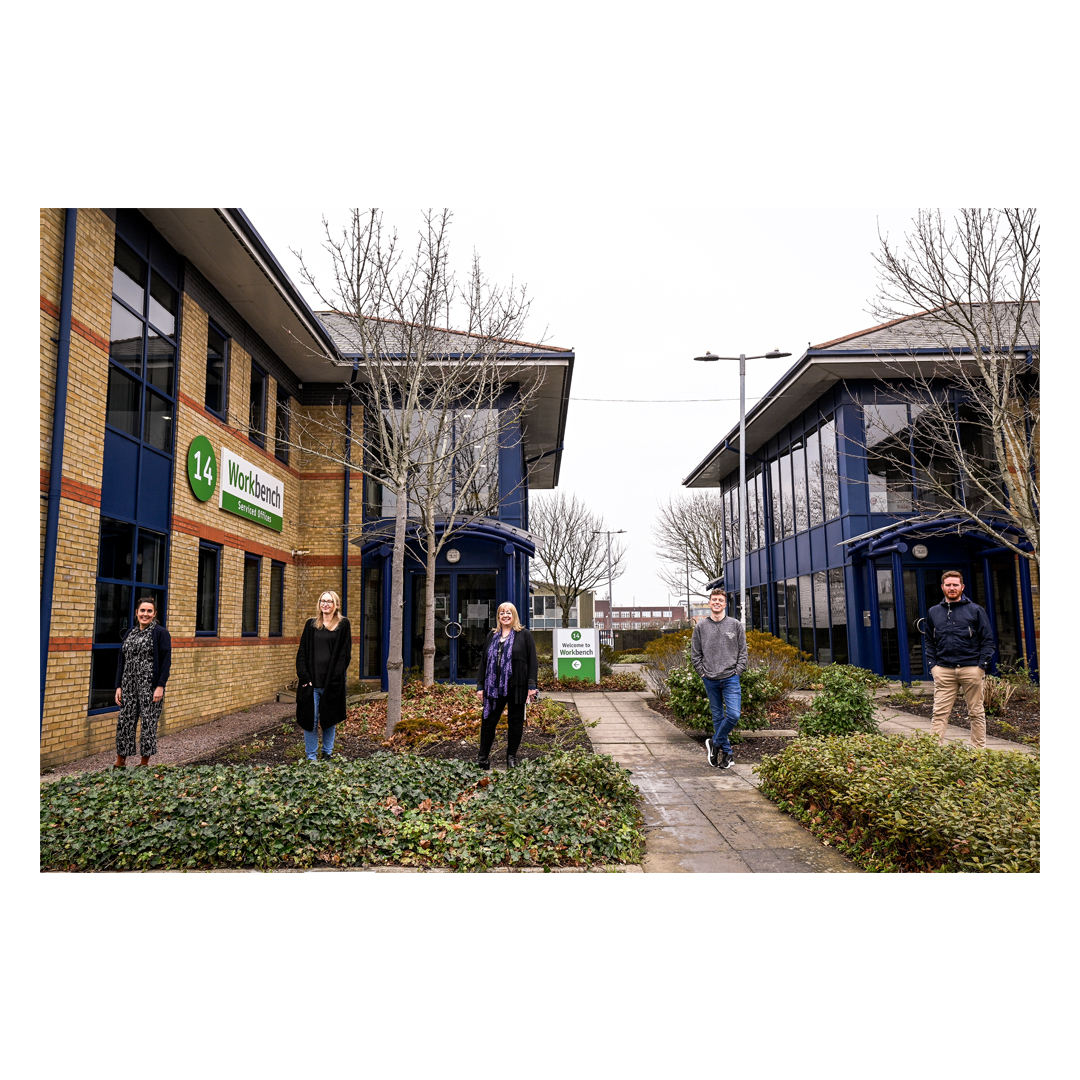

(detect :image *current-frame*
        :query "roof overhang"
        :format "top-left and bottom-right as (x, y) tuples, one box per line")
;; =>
(681, 347), (1030, 489)
(138, 208), (342, 380)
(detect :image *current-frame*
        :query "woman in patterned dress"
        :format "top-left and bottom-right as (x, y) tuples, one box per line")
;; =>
(113, 597), (172, 769)
(474, 602), (537, 770)
(295, 590), (352, 762)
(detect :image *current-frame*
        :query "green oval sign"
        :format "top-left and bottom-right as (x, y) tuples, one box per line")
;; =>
(187, 436), (218, 502)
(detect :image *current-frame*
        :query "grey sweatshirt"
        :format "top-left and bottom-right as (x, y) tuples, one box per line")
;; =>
(690, 615), (748, 681)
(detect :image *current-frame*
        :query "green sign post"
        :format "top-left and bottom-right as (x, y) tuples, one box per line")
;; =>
(187, 435), (218, 502)
(554, 628), (600, 683)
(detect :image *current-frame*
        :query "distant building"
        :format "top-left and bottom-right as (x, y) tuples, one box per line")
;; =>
(529, 583), (594, 629)
(595, 601), (686, 634)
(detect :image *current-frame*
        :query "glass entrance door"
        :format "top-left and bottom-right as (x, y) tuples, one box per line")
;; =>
(410, 570), (498, 682)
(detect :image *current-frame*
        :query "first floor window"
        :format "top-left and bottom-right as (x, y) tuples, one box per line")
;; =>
(197, 542), (220, 634)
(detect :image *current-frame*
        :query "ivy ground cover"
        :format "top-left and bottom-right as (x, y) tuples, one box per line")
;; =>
(41, 749), (644, 872)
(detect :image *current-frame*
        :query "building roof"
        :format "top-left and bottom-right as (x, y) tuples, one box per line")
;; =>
(683, 302), (1040, 489)
(316, 310), (575, 490)
(138, 209), (343, 381)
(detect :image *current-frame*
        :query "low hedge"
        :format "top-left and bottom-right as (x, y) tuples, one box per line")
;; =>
(40, 749), (644, 872)
(755, 733), (1039, 873)
(536, 670), (646, 692)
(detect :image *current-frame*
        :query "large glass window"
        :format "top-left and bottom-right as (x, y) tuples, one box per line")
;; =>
(864, 403), (914, 513)
(812, 570), (831, 661)
(363, 562), (383, 679)
(197, 542), (220, 635)
(805, 428), (823, 528)
(829, 567), (848, 664)
(242, 554), (261, 636)
(206, 323), (229, 417)
(531, 595), (578, 628)
(770, 457), (784, 543)
(791, 440), (809, 533)
(820, 418), (840, 520)
(777, 450), (794, 539)
(89, 517), (168, 711)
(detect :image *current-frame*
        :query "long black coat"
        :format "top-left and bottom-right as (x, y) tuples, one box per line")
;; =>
(295, 617), (352, 731)
(475, 628), (538, 704)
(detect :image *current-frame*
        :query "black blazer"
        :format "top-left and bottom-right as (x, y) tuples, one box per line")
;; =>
(295, 617), (352, 731)
(476, 628), (538, 704)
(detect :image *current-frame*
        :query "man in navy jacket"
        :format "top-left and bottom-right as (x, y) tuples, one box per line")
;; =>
(923, 569), (995, 749)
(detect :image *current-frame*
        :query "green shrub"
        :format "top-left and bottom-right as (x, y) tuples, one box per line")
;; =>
(40, 749), (644, 872)
(799, 665), (880, 737)
(536, 670), (647, 692)
(666, 659), (776, 731)
(755, 733), (1039, 872)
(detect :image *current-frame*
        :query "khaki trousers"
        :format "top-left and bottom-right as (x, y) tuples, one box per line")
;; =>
(930, 665), (986, 748)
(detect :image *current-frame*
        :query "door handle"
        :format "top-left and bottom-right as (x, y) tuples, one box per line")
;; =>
(444, 621), (462, 639)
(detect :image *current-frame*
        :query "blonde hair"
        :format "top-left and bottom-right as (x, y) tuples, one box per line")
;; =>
(314, 589), (343, 629)
(496, 602), (524, 632)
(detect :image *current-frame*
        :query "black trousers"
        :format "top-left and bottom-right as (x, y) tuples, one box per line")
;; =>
(479, 696), (526, 760)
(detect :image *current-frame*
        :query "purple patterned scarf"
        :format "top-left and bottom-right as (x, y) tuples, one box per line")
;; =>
(482, 629), (515, 718)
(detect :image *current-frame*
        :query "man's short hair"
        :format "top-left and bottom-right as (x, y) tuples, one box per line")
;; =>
(710, 588), (726, 599)
(941, 570), (964, 585)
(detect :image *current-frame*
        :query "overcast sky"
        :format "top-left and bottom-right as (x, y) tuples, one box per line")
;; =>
(246, 205), (928, 605)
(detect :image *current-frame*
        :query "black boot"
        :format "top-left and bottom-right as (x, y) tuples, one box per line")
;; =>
(476, 752), (491, 770)
(506, 753), (517, 769)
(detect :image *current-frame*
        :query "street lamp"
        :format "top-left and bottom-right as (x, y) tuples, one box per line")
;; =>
(593, 528), (626, 646)
(693, 349), (791, 627)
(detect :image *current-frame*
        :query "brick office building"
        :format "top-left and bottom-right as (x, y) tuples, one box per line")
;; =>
(594, 601), (687, 632)
(40, 209), (572, 767)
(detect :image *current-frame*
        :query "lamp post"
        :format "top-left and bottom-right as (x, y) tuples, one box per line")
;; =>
(593, 528), (625, 646)
(694, 349), (791, 627)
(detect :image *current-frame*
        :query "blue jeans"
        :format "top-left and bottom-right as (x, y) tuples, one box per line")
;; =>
(702, 675), (741, 755)
(303, 688), (337, 760)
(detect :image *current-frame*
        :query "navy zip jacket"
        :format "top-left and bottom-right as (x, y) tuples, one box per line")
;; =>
(923, 595), (994, 669)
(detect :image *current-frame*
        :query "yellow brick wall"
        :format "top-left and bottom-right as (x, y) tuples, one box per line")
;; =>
(40, 209), (367, 769)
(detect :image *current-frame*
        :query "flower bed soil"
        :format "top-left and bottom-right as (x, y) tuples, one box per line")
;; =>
(646, 697), (807, 764)
(882, 691), (1040, 747)
(188, 693), (594, 769)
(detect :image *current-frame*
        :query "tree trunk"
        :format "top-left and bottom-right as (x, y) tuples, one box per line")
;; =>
(384, 491), (409, 737)
(423, 538), (438, 684)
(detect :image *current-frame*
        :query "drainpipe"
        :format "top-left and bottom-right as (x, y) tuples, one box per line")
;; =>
(41, 209), (77, 727)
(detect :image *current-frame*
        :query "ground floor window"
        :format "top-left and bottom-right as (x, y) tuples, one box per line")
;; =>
(362, 563), (383, 679)
(269, 561), (284, 636)
(197, 542), (220, 634)
(532, 594), (578, 628)
(242, 553), (260, 635)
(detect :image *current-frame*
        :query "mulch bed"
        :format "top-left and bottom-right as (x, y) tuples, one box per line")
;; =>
(646, 697), (808, 764)
(881, 691), (1040, 748)
(187, 697), (594, 769)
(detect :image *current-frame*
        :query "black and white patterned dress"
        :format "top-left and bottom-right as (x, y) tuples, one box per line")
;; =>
(116, 625), (162, 757)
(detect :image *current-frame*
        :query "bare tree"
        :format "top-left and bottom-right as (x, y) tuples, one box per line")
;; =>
(292, 209), (541, 732)
(530, 493), (626, 628)
(652, 492), (727, 607)
(863, 208), (1039, 565)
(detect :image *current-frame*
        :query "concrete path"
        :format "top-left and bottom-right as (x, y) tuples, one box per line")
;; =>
(555, 691), (860, 873)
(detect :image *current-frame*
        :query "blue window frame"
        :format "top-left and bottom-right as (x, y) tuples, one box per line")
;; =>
(196, 542), (221, 635)
(242, 553), (261, 636)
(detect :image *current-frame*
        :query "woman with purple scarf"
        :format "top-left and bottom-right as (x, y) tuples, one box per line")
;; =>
(474, 602), (538, 769)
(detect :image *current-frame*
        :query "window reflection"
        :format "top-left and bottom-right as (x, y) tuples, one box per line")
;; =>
(110, 300), (143, 374)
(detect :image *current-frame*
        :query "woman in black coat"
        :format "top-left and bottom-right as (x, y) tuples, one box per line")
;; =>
(113, 596), (172, 769)
(474, 601), (537, 769)
(295, 589), (352, 762)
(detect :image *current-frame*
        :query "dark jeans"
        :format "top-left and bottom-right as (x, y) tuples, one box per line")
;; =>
(479, 696), (526, 759)
(702, 675), (741, 755)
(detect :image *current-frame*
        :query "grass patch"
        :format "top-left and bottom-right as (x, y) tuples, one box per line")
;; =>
(755, 733), (1039, 873)
(40, 749), (644, 872)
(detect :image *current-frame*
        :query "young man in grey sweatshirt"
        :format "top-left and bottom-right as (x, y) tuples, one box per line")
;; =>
(690, 589), (748, 769)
